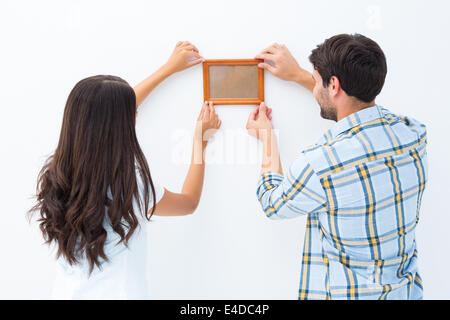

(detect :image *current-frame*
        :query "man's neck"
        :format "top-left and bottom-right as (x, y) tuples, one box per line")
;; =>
(336, 100), (376, 121)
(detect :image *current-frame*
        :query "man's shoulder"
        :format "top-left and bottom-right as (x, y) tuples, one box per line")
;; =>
(298, 143), (340, 179)
(381, 107), (427, 139)
(299, 107), (427, 179)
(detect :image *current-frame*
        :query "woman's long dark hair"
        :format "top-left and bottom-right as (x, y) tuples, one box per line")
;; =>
(30, 75), (156, 273)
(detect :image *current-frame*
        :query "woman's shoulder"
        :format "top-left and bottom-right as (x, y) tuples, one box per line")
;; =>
(134, 167), (165, 206)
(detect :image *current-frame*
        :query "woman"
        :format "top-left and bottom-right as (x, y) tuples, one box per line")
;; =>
(30, 41), (221, 299)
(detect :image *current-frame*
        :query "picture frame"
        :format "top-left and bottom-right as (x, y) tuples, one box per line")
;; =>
(202, 59), (264, 105)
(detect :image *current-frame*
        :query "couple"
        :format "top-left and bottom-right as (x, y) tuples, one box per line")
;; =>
(31, 33), (427, 300)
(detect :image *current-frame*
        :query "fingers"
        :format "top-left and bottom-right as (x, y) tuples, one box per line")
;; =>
(246, 106), (258, 132)
(172, 41), (205, 73)
(257, 43), (280, 56)
(270, 43), (281, 49)
(178, 41), (191, 46)
(266, 107), (272, 120)
(208, 101), (215, 118)
(190, 51), (202, 59)
(198, 101), (208, 120)
(183, 44), (199, 53)
(186, 43), (198, 52)
(248, 105), (259, 122)
(208, 102), (221, 128)
(203, 101), (217, 122)
(259, 102), (268, 115)
(188, 57), (204, 67)
(259, 103), (273, 120)
(176, 41), (200, 53)
(188, 51), (205, 61)
(203, 101), (211, 120)
(201, 101), (221, 131)
(183, 44), (204, 66)
(199, 101), (217, 119)
(257, 62), (275, 73)
(255, 43), (280, 59)
(255, 53), (274, 61)
(177, 41), (199, 53)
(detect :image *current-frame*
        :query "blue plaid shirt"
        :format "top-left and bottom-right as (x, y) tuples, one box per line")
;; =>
(256, 105), (427, 300)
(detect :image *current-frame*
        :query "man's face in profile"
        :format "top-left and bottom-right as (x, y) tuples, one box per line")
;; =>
(312, 69), (338, 122)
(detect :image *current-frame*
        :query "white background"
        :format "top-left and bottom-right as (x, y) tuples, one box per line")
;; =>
(1, 0), (449, 299)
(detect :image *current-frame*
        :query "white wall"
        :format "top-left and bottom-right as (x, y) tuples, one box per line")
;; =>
(1, 0), (449, 299)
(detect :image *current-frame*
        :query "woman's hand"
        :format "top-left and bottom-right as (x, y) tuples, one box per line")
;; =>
(194, 101), (221, 147)
(163, 41), (205, 75)
(134, 41), (205, 107)
(153, 102), (221, 216)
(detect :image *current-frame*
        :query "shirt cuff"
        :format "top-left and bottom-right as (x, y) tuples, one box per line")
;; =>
(256, 171), (284, 201)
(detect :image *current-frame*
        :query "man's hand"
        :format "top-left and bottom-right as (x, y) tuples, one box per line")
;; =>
(255, 43), (302, 81)
(246, 102), (282, 175)
(163, 41), (205, 75)
(255, 44), (314, 92)
(246, 102), (273, 140)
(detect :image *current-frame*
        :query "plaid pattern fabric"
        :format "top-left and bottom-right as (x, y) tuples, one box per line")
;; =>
(256, 105), (427, 300)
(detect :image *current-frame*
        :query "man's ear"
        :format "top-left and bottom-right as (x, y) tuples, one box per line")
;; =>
(328, 76), (341, 97)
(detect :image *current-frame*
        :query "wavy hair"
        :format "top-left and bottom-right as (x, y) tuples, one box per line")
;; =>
(29, 75), (156, 273)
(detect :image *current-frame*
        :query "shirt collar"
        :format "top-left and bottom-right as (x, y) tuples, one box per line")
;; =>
(325, 104), (384, 140)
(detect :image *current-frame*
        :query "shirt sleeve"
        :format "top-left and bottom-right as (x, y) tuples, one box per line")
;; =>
(153, 183), (165, 205)
(135, 169), (165, 208)
(256, 154), (328, 219)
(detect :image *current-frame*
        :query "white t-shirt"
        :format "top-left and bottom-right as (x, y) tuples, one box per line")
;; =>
(51, 172), (165, 300)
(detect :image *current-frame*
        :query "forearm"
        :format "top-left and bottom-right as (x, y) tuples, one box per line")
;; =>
(180, 136), (208, 210)
(152, 139), (207, 216)
(260, 129), (283, 176)
(133, 64), (173, 107)
(294, 67), (315, 93)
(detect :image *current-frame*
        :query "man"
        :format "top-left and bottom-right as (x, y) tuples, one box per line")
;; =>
(246, 34), (427, 300)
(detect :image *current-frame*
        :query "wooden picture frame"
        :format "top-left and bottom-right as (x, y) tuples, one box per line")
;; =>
(202, 59), (264, 105)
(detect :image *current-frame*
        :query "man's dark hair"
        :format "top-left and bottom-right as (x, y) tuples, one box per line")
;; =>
(309, 33), (387, 103)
